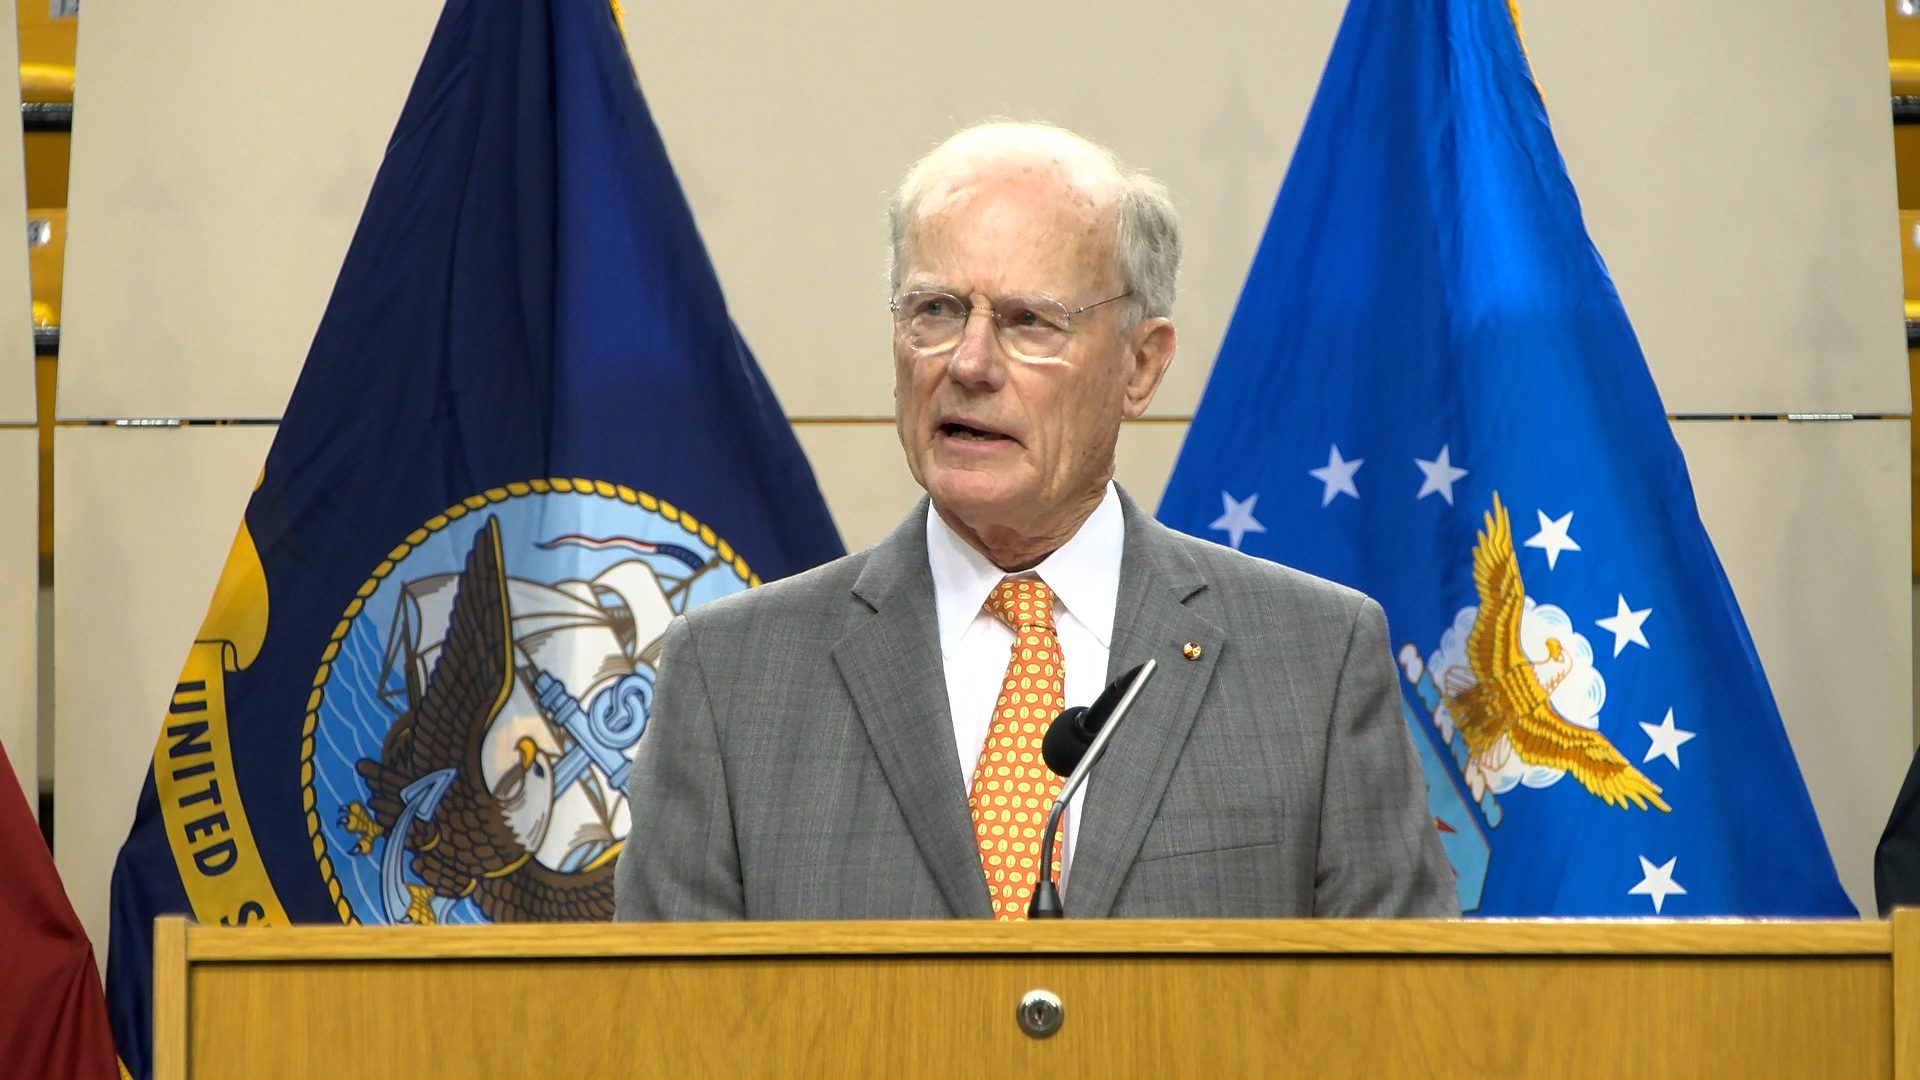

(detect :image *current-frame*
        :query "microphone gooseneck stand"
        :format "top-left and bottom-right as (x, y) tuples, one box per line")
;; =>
(1027, 659), (1157, 919)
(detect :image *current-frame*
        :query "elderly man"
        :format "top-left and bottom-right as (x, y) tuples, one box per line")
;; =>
(614, 122), (1457, 920)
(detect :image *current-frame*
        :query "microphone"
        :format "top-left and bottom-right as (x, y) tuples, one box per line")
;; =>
(1028, 659), (1156, 919)
(1042, 663), (1139, 776)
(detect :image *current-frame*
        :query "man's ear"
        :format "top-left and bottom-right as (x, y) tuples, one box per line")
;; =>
(1120, 318), (1176, 419)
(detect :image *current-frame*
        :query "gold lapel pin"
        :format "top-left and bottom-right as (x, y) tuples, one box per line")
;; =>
(1181, 641), (1203, 661)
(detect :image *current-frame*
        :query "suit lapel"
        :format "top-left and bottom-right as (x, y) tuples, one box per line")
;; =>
(830, 502), (993, 919)
(1066, 491), (1222, 918)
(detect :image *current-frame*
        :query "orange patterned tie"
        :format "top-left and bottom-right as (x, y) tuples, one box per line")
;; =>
(969, 577), (1067, 920)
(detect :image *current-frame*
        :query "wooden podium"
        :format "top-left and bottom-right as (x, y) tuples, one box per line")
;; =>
(153, 913), (1919, 1078)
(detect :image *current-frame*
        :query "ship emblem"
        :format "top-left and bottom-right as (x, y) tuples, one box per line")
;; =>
(305, 480), (753, 924)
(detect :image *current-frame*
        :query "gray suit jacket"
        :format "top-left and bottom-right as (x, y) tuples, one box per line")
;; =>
(614, 490), (1458, 920)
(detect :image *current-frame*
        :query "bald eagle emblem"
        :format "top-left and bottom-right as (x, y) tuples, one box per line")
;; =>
(1440, 493), (1668, 813)
(339, 517), (615, 922)
(309, 483), (752, 925)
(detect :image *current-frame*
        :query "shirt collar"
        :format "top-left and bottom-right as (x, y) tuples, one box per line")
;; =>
(926, 482), (1125, 655)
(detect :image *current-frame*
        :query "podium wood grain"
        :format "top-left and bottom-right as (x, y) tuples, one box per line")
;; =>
(155, 914), (1911, 1079)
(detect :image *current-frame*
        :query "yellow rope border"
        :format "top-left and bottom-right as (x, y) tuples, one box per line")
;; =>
(300, 478), (759, 924)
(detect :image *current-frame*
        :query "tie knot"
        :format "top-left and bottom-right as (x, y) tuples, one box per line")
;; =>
(986, 577), (1055, 633)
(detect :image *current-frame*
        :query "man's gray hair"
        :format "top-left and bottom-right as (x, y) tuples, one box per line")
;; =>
(888, 121), (1181, 323)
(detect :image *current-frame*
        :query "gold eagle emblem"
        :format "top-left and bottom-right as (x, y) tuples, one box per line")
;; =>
(1443, 493), (1668, 813)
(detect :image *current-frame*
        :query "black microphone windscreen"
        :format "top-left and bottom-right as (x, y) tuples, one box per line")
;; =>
(1041, 663), (1149, 778)
(1043, 706), (1090, 778)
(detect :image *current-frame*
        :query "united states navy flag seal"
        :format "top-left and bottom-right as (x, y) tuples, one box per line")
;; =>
(314, 483), (753, 925)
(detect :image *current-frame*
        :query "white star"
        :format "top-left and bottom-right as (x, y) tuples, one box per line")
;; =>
(1523, 509), (1581, 570)
(1413, 445), (1469, 505)
(1209, 491), (1267, 550)
(1595, 594), (1652, 657)
(1309, 445), (1363, 507)
(1639, 709), (1697, 769)
(1628, 855), (1686, 914)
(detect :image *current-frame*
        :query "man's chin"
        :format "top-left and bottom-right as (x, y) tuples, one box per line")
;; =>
(924, 472), (1030, 523)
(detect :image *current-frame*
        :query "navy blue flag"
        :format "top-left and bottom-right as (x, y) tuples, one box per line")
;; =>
(1158, 0), (1852, 917)
(105, 1), (843, 1074)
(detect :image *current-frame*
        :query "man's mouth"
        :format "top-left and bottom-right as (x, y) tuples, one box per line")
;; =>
(939, 421), (1011, 442)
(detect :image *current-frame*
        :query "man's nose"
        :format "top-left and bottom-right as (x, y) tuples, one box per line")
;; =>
(946, 308), (1005, 388)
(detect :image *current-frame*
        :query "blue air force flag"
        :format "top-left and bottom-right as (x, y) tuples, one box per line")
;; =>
(105, 1), (844, 1075)
(1157, 0), (1852, 917)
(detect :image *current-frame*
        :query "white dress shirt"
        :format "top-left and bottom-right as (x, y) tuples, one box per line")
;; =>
(926, 482), (1124, 896)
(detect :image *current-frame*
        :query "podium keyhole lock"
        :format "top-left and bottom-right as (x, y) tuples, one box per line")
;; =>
(1016, 989), (1064, 1039)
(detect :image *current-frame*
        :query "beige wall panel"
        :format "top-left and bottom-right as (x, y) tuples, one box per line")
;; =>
(1524, 1), (1904, 415)
(0, 432), (38, 810)
(56, 3), (442, 420)
(1113, 422), (1194, 511)
(628, 1), (1342, 422)
(53, 2), (1898, 420)
(631, 0), (1902, 419)
(0, 18), (37, 423)
(792, 423), (923, 553)
(795, 420), (1190, 552)
(55, 424), (278, 959)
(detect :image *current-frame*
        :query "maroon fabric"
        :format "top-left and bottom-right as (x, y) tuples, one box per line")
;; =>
(0, 741), (119, 1080)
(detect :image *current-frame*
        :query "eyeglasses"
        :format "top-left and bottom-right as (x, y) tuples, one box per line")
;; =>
(890, 289), (1132, 361)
